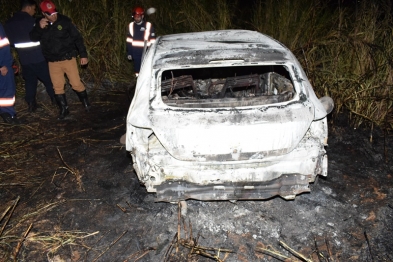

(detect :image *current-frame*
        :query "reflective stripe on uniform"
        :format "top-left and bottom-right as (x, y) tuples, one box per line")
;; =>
(132, 41), (151, 47)
(0, 37), (10, 48)
(14, 42), (40, 48)
(130, 22), (134, 37)
(127, 22), (134, 43)
(0, 96), (16, 107)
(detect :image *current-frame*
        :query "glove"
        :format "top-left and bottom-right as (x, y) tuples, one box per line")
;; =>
(127, 55), (133, 61)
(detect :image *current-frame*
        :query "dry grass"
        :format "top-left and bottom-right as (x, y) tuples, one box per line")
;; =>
(1, 0), (392, 130)
(251, 0), (393, 130)
(0, 102), (102, 260)
(0, 1), (393, 258)
(0, 197), (98, 261)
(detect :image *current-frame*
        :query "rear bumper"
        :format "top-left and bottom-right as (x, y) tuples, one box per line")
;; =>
(155, 173), (310, 202)
(131, 135), (327, 202)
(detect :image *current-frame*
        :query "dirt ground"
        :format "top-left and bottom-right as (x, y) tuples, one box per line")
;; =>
(1, 83), (392, 262)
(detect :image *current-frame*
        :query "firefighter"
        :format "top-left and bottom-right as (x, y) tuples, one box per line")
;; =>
(5, 0), (55, 113)
(30, 0), (90, 120)
(126, 6), (156, 77)
(0, 23), (19, 124)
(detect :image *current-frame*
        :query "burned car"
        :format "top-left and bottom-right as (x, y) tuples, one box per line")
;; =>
(125, 30), (334, 202)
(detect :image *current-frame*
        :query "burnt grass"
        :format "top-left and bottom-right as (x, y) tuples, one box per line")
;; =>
(0, 83), (392, 262)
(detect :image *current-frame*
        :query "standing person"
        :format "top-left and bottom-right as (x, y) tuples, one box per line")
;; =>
(5, 0), (55, 113)
(0, 23), (19, 124)
(126, 6), (156, 77)
(29, 0), (90, 120)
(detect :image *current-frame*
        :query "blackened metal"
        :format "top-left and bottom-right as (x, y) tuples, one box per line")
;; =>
(155, 174), (310, 202)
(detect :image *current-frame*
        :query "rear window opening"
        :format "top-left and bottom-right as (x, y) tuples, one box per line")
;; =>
(160, 65), (296, 108)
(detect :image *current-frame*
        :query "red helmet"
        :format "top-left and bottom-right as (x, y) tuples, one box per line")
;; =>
(132, 7), (144, 16)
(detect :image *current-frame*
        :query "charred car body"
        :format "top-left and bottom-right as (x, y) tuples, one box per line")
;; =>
(125, 30), (334, 202)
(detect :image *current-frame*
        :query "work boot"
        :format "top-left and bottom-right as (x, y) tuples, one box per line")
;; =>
(27, 100), (37, 112)
(54, 94), (69, 120)
(75, 90), (91, 112)
(1, 112), (20, 124)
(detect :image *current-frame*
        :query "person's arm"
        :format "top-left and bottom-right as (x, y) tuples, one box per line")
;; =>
(3, 23), (14, 47)
(126, 23), (133, 59)
(0, 24), (13, 72)
(71, 26), (87, 58)
(68, 21), (88, 65)
(29, 18), (46, 42)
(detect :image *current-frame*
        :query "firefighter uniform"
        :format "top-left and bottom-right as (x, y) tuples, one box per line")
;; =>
(5, 11), (55, 111)
(126, 20), (156, 76)
(0, 23), (18, 124)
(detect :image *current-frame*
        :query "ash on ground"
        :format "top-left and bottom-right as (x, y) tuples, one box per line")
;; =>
(0, 85), (392, 261)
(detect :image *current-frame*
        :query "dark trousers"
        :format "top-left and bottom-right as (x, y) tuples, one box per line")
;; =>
(133, 55), (142, 74)
(0, 65), (17, 116)
(21, 60), (55, 103)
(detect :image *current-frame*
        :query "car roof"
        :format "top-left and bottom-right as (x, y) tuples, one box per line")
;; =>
(152, 30), (295, 68)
